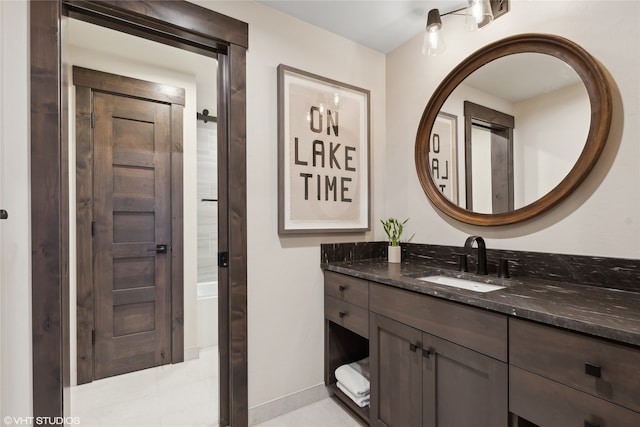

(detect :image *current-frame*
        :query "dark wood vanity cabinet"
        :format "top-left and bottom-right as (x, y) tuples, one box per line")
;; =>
(369, 313), (422, 427)
(422, 333), (508, 427)
(324, 270), (640, 427)
(509, 318), (640, 427)
(324, 272), (371, 423)
(369, 283), (508, 427)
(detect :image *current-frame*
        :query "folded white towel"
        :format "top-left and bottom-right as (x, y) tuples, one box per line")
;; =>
(335, 357), (370, 397)
(337, 381), (370, 408)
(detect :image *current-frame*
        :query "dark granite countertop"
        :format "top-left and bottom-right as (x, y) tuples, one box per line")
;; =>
(322, 259), (640, 348)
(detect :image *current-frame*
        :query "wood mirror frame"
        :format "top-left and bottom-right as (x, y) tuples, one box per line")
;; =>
(415, 33), (612, 226)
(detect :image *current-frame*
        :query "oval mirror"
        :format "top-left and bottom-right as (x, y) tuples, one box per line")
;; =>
(415, 33), (612, 226)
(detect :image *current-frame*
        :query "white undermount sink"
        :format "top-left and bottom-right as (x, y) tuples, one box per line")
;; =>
(416, 275), (505, 293)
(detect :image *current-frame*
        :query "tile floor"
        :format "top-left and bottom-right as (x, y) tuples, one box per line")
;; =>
(70, 346), (362, 426)
(71, 347), (219, 427)
(254, 398), (363, 427)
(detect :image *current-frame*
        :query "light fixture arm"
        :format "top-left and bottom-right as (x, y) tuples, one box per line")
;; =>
(423, 0), (510, 56)
(432, 0), (510, 23)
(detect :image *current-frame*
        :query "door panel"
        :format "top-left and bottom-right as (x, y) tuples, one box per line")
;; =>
(93, 92), (172, 379)
(422, 333), (508, 427)
(370, 313), (423, 427)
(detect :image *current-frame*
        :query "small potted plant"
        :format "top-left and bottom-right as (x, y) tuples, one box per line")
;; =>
(381, 218), (408, 263)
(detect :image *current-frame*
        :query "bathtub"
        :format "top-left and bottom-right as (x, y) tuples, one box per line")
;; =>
(197, 281), (218, 349)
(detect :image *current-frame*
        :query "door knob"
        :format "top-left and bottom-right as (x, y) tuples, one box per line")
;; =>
(0, 210), (7, 220)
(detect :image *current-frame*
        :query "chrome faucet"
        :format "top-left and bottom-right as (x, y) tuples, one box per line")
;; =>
(464, 236), (487, 275)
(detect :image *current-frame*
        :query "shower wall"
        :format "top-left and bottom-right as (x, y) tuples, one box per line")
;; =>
(197, 120), (218, 350)
(197, 121), (218, 284)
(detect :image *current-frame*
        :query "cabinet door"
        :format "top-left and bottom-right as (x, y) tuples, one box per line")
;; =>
(370, 313), (423, 427)
(422, 333), (508, 427)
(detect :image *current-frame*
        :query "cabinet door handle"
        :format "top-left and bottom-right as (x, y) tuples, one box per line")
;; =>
(584, 421), (600, 427)
(585, 362), (601, 378)
(338, 311), (346, 318)
(409, 343), (418, 352)
(338, 285), (346, 293)
(422, 349), (431, 359)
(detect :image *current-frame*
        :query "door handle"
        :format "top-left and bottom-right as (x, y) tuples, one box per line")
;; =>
(148, 244), (168, 254)
(0, 210), (7, 220)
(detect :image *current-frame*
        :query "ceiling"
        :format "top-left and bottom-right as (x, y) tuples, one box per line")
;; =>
(258, 1), (582, 102)
(257, 0), (467, 53)
(68, 3), (579, 106)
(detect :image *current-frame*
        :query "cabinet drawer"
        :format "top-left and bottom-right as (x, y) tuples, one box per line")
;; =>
(325, 296), (369, 338)
(510, 318), (640, 412)
(370, 283), (507, 361)
(324, 271), (369, 309)
(510, 366), (640, 427)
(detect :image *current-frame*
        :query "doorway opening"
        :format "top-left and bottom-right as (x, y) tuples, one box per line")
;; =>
(30, 2), (248, 425)
(68, 19), (221, 425)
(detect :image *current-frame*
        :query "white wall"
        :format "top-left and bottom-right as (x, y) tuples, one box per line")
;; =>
(387, 0), (640, 257)
(0, 0), (33, 419)
(194, 0), (386, 411)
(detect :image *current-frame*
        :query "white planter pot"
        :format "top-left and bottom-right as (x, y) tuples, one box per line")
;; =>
(388, 245), (401, 263)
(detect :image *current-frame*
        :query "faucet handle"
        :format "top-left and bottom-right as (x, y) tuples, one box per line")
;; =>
(498, 258), (519, 278)
(454, 253), (468, 272)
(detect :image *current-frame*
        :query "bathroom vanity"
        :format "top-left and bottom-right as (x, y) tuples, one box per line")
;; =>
(320, 28), (631, 427)
(322, 248), (640, 427)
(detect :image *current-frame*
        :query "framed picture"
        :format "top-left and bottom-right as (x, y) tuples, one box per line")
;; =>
(277, 64), (370, 234)
(429, 112), (458, 204)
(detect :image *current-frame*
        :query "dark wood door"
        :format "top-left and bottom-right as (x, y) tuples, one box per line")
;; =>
(422, 333), (508, 427)
(370, 313), (423, 427)
(93, 91), (173, 379)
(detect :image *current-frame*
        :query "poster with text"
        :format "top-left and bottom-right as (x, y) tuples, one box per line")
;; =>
(278, 65), (370, 233)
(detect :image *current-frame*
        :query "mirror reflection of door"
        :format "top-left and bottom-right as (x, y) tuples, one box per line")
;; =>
(464, 102), (515, 214)
(68, 18), (221, 426)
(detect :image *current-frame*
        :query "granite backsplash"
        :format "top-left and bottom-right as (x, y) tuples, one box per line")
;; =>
(321, 242), (640, 294)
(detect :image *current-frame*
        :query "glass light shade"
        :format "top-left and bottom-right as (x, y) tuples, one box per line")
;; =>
(465, 0), (493, 31)
(422, 29), (446, 56)
(423, 9), (446, 56)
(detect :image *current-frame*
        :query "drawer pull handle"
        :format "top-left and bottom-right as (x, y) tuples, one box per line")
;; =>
(338, 285), (346, 293)
(584, 421), (600, 427)
(422, 349), (431, 359)
(585, 362), (601, 378)
(338, 311), (346, 318)
(409, 343), (418, 352)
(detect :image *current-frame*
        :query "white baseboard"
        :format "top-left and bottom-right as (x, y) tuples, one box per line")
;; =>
(248, 383), (330, 426)
(184, 346), (200, 361)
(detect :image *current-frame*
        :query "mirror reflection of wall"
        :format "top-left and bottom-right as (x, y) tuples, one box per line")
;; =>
(513, 82), (589, 208)
(432, 52), (590, 213)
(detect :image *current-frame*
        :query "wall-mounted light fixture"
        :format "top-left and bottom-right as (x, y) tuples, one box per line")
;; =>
(422, 8), (445, 56)
(423, 0), (510, 56)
